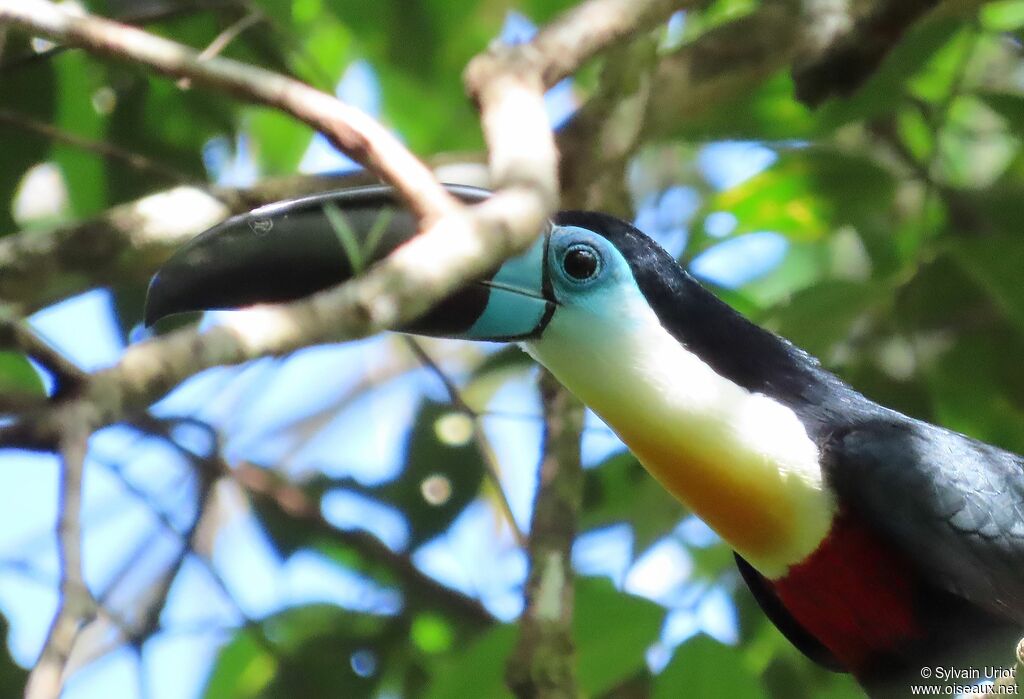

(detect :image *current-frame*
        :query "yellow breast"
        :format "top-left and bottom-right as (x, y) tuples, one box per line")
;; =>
(525, 291), (836, 577)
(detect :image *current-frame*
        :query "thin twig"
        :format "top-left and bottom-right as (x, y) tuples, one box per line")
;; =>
(25, 413), (94, 699)
(404, 338), (527, 547)
(176, 9), (264, 89)
(133, 414), (497, 627)
(0, 108), (195, 184)
(0, 0), (245, 73)
(231, 458), (498, 626)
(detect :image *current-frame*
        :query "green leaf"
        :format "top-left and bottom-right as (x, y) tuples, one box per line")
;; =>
(954, 235), (1024, 336)
(978, 90), (1024, 133)
(319, 0), (494, 154)
(666, 14), (961, 143)
(0, 614), (28, 697)
(0, 37), (57, 234)
(334, 399), (485, 547)
(375, 67), (483, 153)
(204, 604), (394, 699)
(665, 73), (819, 143)
(0, 352), (46, 397)
(895, 254), (990, 334)
(688, 540), (737, 581)
(654, 635), (764, 699)
(411, 613), (455, 654)
(982, 0), (1024, 31)
(765, 280), (888, 358)
(938, 95), (1019, 188)
(103, 65), (234, 201)
(925, 333), (1024, 454)
(202, 632), (277, 699)
(51, 51), (107, 220)
(574, 577), (664, 696)
(249, 109), (316, 175)
(246, 16), (355, 174)
(424, 625), (516, 699)
(581, 451), (683, 555)
(896, 106), (935, 163)
(703, 149), (896, 244)
(817, 16), (962, 125)
(424, 578), (663, 699)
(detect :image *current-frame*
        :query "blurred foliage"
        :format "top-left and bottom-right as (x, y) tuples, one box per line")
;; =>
(3, 0), (1024, 697)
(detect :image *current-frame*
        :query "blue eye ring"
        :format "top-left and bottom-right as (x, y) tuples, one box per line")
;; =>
(561, 243), (602, 283)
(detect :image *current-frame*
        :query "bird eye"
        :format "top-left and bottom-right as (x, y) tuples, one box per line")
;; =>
(562, 244), (601, 281)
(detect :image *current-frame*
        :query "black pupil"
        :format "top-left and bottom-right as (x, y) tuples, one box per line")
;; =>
(563, 247), (598, 280)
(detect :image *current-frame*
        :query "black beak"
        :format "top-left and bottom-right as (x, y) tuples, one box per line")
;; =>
(144, 184), (556, 341)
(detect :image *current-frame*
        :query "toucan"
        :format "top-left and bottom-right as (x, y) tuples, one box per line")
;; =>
(145, 184), (1024, 696)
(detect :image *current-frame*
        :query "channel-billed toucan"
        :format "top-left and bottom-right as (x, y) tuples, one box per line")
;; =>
(145, 185), (1024, 695)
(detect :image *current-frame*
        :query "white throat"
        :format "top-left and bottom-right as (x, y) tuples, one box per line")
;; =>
(524, 285), (836, 578)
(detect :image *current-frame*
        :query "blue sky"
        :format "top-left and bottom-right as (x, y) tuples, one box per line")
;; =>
(0, 10), (790, 698)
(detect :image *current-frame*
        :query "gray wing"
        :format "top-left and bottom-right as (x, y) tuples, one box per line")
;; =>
(826, 417), (1024, 622)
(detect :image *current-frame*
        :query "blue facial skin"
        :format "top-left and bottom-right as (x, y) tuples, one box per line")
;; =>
(464, 230), (549, 340)
(545, 225), (633, 301)
(461, 224), (634, 342)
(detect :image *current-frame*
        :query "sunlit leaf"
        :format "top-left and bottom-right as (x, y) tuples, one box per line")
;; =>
(575, 577), (664, 695)
(424, 625), (516, 699)
(938, 95), (1019, 187)
(581, 452), (683, 555)
(654, 635), (763, 699)
(412, 613), (455, 654)
(704, 149), (896, 243)
(0, 351), (46, 397)
(202, 632), (277, 699)
(982, 0), (1024, 31)
(204, 604), (394, 699)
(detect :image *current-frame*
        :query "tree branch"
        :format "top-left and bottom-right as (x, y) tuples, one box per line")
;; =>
(4, 0), (940, 314)
(0, 314), (86, 394)
(641, 0), (960, 139)
(642, 3), (802, 140)
(559, 33), (660, 212)
(24, 413), (95, 699)
(0, 108), (195, 185)
(0, 0), (458, 223)
(0, 167), (465, 315)
(464, 0), (687, 200)
(792, 0), (943, 106)
(0, 5), (688, 690)
(0, 0), (683, 450)
(506, 372), (585, 698)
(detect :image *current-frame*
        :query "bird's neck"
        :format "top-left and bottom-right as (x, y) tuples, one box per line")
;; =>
(525, 292), (837, 578)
